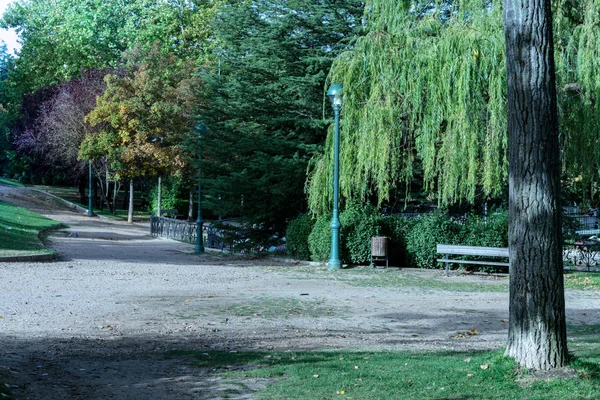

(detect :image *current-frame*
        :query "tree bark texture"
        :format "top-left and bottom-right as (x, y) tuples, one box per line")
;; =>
(503, 0), (568, 369)
(128, 179), (134, 224)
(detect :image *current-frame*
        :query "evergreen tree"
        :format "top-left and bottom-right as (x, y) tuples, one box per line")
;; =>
(196, 0), (363, 237)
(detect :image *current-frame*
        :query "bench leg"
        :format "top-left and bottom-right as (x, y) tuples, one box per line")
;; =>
(445, 254), (450, 277)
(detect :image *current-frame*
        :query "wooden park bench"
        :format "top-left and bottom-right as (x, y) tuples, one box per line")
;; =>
(436, 244), (509, 277)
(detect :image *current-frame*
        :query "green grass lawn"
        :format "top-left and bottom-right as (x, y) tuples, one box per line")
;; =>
(172, 331), (600, 400)
(30, 184), (152, 221)
(564, 272), (600, 291)
(0, 200), (59, 256)
(0, 177), (24, 187)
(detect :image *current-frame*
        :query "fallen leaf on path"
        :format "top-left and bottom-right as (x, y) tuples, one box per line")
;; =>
(452, 328), (478, 339)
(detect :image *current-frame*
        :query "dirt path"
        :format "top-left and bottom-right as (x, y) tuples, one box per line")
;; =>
(0, 185), (599, 399)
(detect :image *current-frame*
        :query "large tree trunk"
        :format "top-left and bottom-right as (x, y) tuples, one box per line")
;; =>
(503, 0), (568, 369)
(128, 179), (134, 224)
(112, 180), (120, 215)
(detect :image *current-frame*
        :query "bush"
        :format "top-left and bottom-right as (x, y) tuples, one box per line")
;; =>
(307, 206), (508, 269)
(308, 213), (332, 262)
(459, 212), (508, 248)
(286, 214), (313, 260)
(380, 215), (415, 267)
(147, 177), (189, 215)
(403, 210), (509, 269)
(340, 202), (383, 264)
(405, 211), (461, 269)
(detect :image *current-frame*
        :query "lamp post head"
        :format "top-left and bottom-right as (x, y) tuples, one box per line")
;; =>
(327, 84), (343, 107)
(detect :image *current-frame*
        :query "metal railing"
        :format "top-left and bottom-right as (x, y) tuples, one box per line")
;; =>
(150, 216), (229, 250)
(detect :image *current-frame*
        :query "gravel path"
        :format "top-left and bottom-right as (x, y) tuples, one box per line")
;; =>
(0, 185), (599, 399)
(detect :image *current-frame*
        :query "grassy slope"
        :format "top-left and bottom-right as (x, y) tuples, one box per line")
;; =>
(30, 184), (151, 222)
(0, 177), (24, 187)
(0, 200), (59, 256)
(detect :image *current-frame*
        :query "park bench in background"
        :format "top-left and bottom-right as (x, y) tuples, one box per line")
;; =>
(436, 244), (509, 277)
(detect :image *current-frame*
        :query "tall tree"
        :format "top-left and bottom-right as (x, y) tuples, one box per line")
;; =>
(0, 43), (14, 174)
(196, 0), (363, 238)
(12, 70), (107, 199)
(81, 45), (196, 223)
(502, 0), (567, 369)
(307, 0), (600, 213)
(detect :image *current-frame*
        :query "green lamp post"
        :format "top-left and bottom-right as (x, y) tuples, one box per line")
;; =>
(195, 123), (207, 254)
(327, 84), (343, 270)
(87, 161), (93, 217)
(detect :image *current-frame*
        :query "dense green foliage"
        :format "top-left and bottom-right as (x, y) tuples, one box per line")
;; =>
(340, 203), (383, 264)
(81, 46), (195, 179)
(0, 0), (220, 93)
(3, 0), (600, 249)
(406, 211), (508, 269)
(304, 206), (508, 268)
(308, 213), (332, 262)
(308, 0), (600, 213)
(285, 214), (313, 260)
(195, 0), (363, 236)
(147, 176), (190, 215)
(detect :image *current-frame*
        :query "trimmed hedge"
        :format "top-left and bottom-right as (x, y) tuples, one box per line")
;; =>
(286, 214), (313, 260)
(308, 213), (332, 262)
(288, 205), (509, 268)
(340, 203), (383, 264)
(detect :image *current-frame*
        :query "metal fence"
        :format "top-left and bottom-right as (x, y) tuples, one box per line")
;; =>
(150, 216), (228, 250)
(568, 215), (599, 235)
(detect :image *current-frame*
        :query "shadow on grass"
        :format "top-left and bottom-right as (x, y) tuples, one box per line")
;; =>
(568, 323), (600, 381)
(2, 324), (599, 400)
(165, 347), (600, 400)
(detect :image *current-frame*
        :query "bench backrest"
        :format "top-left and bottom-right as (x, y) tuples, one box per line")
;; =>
(436, 244), (509, 258)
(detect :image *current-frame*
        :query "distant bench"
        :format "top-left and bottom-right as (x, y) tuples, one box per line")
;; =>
(436, 244), (509, 277)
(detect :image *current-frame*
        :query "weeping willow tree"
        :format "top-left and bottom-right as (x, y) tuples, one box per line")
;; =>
(307, 0), (600, 214)
(556, 0), (600, 206)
